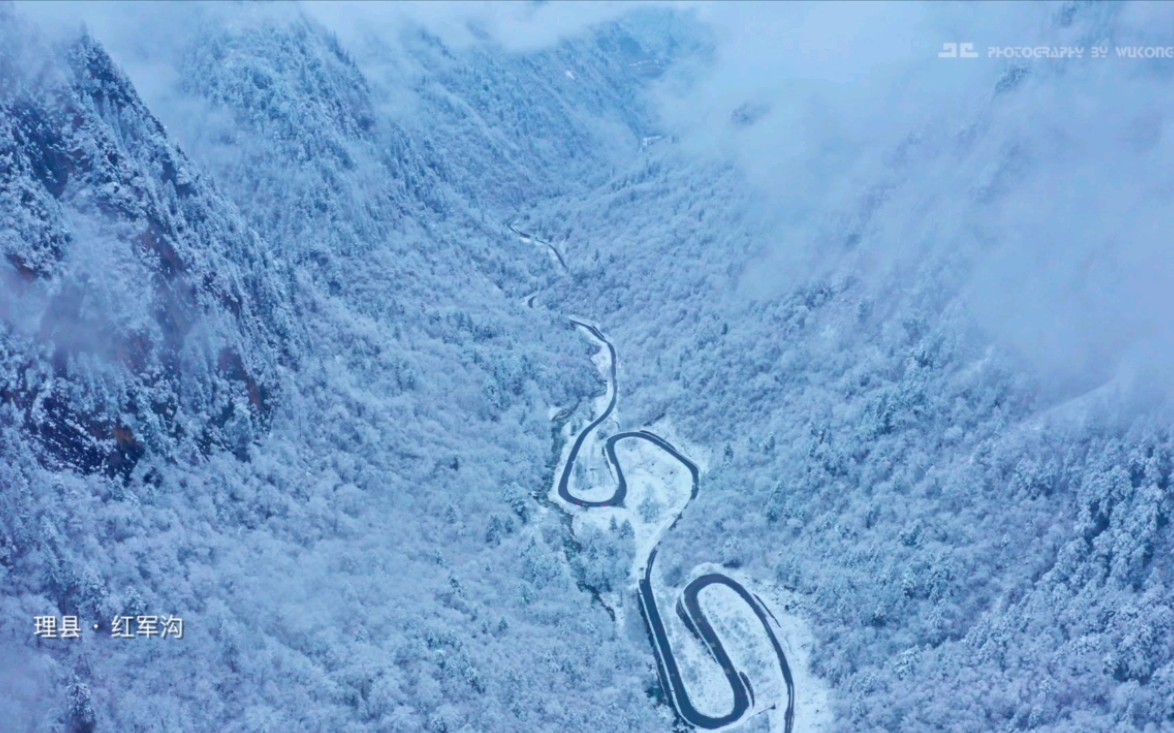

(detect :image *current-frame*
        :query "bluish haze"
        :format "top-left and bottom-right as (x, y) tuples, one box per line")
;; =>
(2, 2), (1172, 732)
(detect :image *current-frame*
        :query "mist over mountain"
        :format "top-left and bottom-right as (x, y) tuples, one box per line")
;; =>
(2, 2), (1172, 732)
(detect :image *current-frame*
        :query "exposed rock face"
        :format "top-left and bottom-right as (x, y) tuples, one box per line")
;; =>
(1, 25), (285, 479)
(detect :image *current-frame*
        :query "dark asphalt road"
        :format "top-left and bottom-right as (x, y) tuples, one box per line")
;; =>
(508, 221), (569, 271)
(556, 320), (795, 732)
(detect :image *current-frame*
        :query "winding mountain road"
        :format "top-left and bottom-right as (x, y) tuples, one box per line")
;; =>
(556, 319), (796, 732)
(508, 221), (569, 271)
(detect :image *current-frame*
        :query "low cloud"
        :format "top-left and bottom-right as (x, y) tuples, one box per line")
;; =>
(651, 1), (1174, 401)
(18, 0), (1174, 401)
(302, 0), (644, 52)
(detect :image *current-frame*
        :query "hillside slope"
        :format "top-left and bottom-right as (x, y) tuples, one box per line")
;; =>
(2, 3), (1171, 733)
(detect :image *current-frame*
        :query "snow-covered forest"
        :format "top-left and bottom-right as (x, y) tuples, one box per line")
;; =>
(1, 2), (1172, 731)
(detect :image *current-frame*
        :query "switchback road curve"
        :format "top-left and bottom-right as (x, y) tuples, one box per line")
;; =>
(557, 320), (796, 732)
(508, 220), (569, 271)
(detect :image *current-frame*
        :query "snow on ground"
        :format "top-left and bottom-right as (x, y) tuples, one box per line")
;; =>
(550, 320), (694, 576)
(548, 318), (617, 509)
(698, 582), (783, 714)
(649, 414), (713, 474)
(759, 594), (834, 733)
(692, 563), (835, 733)
(649, 561), (739, 719)
(550, 318), (831, 732)
(511, 221), (566, 270)
(612, 437), (691, 572)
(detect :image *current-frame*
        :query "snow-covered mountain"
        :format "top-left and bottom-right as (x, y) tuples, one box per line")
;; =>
(0, 18), (285, 474)
(2, 2), (1171, 732)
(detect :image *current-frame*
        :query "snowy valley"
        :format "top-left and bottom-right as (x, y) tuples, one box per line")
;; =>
(1, 2), (1173, 733)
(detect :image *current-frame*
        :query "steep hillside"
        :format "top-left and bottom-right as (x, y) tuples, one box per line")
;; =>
(519, 4), (1174, 729)
(2, 3), (1171, 733)
(0, 10), (681, 732)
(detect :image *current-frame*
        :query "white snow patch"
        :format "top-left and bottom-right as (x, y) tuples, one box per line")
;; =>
(648, 414), (713, 475)
(647, 562), (738, 720)
(696, 564), (835, 733)
(550, 319), (832, 733)
(614, 437), (691, 574)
